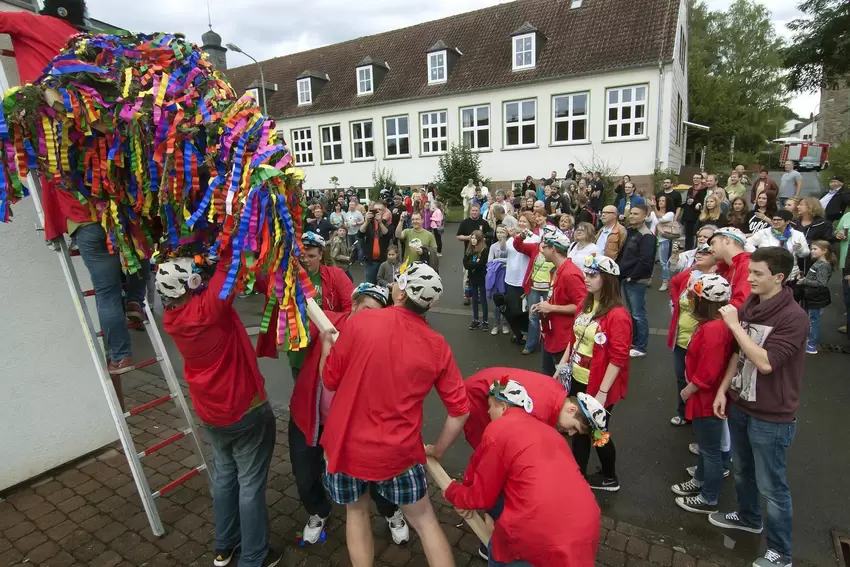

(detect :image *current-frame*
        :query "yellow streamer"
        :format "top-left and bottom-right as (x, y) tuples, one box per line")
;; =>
(154, 73), (169, 106)
(122, 68), (132, 98)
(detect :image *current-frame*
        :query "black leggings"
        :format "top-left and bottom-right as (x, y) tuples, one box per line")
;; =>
(505, 284), (528, 342)
(569, 382), (617, 479)
(432, 229), (443, 253)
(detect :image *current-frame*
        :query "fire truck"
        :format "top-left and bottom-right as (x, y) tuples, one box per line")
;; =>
(779, 141), (831, 172)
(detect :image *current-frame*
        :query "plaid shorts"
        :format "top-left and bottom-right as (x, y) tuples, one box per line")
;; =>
(323, 464), (428, 506)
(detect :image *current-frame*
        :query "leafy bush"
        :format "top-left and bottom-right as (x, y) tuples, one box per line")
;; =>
(372, 166), (399, 195)
(434, 144), (484, 206)
(576, 151), (620, 205)
(651, 168), (679, 192)
(821, 142), (850, 187)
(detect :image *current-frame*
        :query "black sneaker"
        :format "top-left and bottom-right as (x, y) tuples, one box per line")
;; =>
(707, 511), (764, 534)
(469, 320), (481, 330)
(675, 495), (718, 514)
(671, 478), (702, 496)
(481, 322), (489, 332)
(213, 543), (241, 567)
(753, 549), (791, 567)
(262, 548), (283, 567)
(586, 470), (620, 492)
(477, 542), (488, 560)
(686, 465), (730, 479)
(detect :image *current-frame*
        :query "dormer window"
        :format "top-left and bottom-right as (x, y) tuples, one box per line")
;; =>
(357, 66), (373, 95)
(297, 78), (312, 105)
(246, 87), (259, 101)
(428, 51), (446, 84)
(513, 33), (535, 70)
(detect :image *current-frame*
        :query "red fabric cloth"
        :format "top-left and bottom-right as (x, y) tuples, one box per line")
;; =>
(463, 367), (568, 450)
(321, 306), (470, 480)
(684, 319), (735, 420)
(290, 309), (349, 445)
(667, 268), (693, 350)
(255, 265), (353, 358)
(0, 12), (76, 84)
(511, 235), (539, 294)
(41, 175), (94, 239)
(715, 252), (751, 309)
(162, 251), (267, 427)
(445, 409), (600, 566)
(541, 260), (587, 353)
(580, 306), (632, 405)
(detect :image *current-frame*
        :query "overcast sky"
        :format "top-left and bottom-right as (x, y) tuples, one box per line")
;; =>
(84, 0), (817, 119)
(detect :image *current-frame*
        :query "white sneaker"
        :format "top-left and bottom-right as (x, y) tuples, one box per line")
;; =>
(301, 514), (327, 544)
(501, 323), (510, 335)
(490, 325), (499, 336)
(386, 509), (410, 544)
(659, 281), (669, 292)
(629, 349), (646, 358)
(686, 465), (730, 478)
(689, 442), (700, 455)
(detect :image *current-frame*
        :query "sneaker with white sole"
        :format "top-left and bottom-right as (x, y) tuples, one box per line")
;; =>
(670, 416), (690, 426)
(686, 465), (730, 478)
(301, 514), (328, 544)
(671, 478), (703, 496)
(659, 281), (669, 292)
(629, 349), (647, 358)
(262, 548), (283, 567)
(386, 509), (410, 545)
(675, 494), (718, 514)
(213, 543), (241, 567)
(689, 442), (700, 455)
(587, 469), (620, 492)
(708, 511), (763, 534)
(501, 323), (510, 335)
(490, 325), (499, 336)
(753, 549), (791, 567)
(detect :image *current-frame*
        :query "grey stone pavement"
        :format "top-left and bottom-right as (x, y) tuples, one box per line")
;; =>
(1, 171), (844, 567)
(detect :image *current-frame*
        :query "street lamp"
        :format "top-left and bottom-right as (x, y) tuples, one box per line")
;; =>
(226, 42), (268, 116)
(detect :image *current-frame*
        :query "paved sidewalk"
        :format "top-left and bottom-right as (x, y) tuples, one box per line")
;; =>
(1, 371), (755, 567)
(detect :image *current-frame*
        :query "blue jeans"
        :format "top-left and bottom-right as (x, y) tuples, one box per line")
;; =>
(72, 223), (148, 362)
(659, 239), (672, 282)
(673, 346), (687, 419)
(622, 281), (649, 352)
(488, 541), (532, 567)
(806, 308), (822, 348)
(470, 279), (488, 324)
(692, 416), (724, 505)
(525, 289), (547, 351)
(206, 403), (276, 567)
(728, 404), (796, 558)
(363, 260), (380, 285)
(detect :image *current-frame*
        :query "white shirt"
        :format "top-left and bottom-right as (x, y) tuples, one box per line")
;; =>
(461, 184), (476, 201)
(505, 235), (538, 287)
(649, 211), (675, 240)
(746, 227), (810, 279)
(597, 225), (614, 253)
(568, 242), (600, 269)
(820, 188), (839, 211)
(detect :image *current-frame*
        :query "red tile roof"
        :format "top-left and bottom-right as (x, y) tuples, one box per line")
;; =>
(223, 0), (680, 119)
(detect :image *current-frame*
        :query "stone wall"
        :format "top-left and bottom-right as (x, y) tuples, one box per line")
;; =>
(819, 85), (850, 145)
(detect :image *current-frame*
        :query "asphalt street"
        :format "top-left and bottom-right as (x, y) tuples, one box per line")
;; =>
(129, 171), (846, 566)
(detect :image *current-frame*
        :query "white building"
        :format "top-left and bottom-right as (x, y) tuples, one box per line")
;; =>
(788, 117), (818, 141)
(226, 0), (690, 192)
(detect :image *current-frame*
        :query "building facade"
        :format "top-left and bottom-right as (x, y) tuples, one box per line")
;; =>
(225, 0), (689, 192)
(819, 84), (850, 146)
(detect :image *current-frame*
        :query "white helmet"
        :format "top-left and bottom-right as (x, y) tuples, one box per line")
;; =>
(155, 258), (202, 299)
(690, 273), (731, 303)
(489, 377), (534, 414)
(302, 231), (326, 249)
(395, 261), (442, 309)
(582, 253), (620, 276)
(352, 282), (389, 307)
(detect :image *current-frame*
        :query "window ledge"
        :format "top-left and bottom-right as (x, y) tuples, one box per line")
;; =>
(357, 92), (374, 97)
(549, 140), (591, 148)
(321, 160), (345, 165)
(296, 162), (315, 167)
(501, 145), (539, 151)
(419, 152), (448, 158)
(469, 148), (493, 153)
(351, 157), (377, 163)
(512, 65), (536, 72)
(601, 136), (650, 144)
(428, 80), (447, 86)
(383, 154), (412, 160)
(297, 102), (312, 107)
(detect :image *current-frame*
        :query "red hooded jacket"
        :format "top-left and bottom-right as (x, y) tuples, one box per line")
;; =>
(570, 306), (632, 405)
(715, 252), (751, 309)
(667, 268), (694, 350)
(685, 319), (735, 420)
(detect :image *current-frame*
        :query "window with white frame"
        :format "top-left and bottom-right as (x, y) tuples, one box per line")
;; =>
(351, 120), (374, 160)
(675, 94), (683, 146)
(512, 33), (535, 71)
(504, 99), (536, 147)
(552, 92), (589, 144)
(460, 105), (490, 150)
(245, 87), (259, 101)
(428, 51), (446, 84)
(421, 110), (448, 154)
(384, 116), (410, 157)
(290, 128), (313, 165)
(296, 78), (312, 105)
(606, 85), (648, 139)
(357, 66), (373, 95)
(320, 124), (343, 163)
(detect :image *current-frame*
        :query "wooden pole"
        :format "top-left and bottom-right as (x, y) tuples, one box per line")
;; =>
(424, 456), (491, 545)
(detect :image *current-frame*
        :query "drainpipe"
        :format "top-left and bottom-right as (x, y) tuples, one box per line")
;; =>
(654, 60), (665, 172)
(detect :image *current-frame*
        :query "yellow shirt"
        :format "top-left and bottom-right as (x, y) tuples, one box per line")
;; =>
(529, 253), (554, 291)
(676, 291), (699, 349)
(570, 300), (600, 385)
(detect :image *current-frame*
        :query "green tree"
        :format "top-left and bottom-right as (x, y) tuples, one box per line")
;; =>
(433, 144), (483, 205)
(372, 166), (399, 194)
(784, 0), (850, 91)
(687, 0), (789, 169)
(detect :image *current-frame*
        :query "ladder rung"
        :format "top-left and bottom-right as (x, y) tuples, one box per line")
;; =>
(98, 321), (146, 336)
(125, 393), (173, 417)
(82, 289), (96, 297)
(69, 248), (80, 257)
(152, 465), (205, 498)
(138, 429), (189, 458)
(133, 357), (161, 371)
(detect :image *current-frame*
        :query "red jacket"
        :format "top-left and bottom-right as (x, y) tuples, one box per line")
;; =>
(162, 251), (267, 427)
(511, 235), (540, 294)
(255, 264), (353, 358)
(541, 260), (587, 354)
(321, 307), (469, 480)
(715, 252), (751, 309)
(445, 410), (600, 566)
(290, 309), (349, 445)
(573, 306), (632, 405)
(667, 268), (694, 350)
(685, 320), (734, 420)
(0, 12), (76, 84)
(463, 368), (568, 450)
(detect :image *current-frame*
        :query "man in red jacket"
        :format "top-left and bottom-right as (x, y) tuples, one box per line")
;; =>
(444, 378), (601, 566)
(710, 227), (751, 308)
(534, 231), (588, 376)
(156, 251), (281, 567)
(288, 283), (409, 546)
(319, 262), (469, 567)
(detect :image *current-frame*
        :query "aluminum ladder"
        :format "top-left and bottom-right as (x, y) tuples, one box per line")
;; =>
(24, 171), (211, 536)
